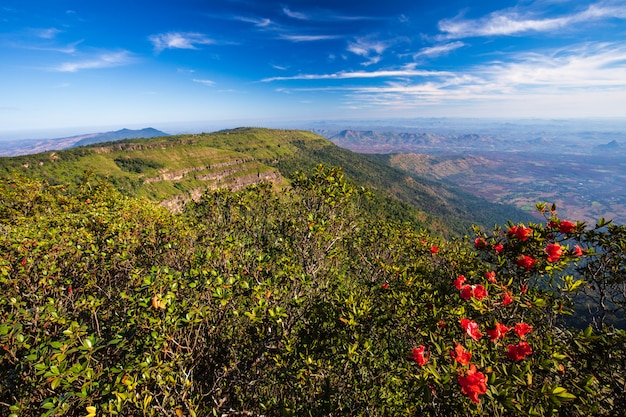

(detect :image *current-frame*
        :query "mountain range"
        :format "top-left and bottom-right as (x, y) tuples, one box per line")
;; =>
(0, 127), (535, 236)
(0, 127), (169, 157)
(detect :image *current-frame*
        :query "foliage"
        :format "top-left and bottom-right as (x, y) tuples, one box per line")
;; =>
(1, 168), (625, 416)
(113, 158), (164, 174)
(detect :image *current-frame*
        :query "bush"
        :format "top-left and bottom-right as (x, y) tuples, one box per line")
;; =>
(0, 169), (624, 416)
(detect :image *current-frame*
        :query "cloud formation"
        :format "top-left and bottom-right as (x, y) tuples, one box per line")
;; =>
(149, 32), (215, 52)
(279, 34), (340, 42)
(414, 42), (465, 58)
(347, 38), (390, 66)
(263, 68), (453, 82)
(54, 51), (134, 72)
(193, 79), (216, 87)
(439, 3), (626, 38)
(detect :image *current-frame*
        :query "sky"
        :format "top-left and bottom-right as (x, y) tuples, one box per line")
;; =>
(2, 0), (626, 138)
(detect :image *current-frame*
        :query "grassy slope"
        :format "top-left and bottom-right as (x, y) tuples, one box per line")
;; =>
(0, 127), (533, 235)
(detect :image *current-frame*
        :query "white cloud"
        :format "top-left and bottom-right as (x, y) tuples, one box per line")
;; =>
(347, 38), (390, 66)
(234, 16), (273, 28)
(193, 79), (216, 87)
(279, 34), (340, 42)
(54, 51), (134, 72)
(262, 68), (454, 82)
(35, 28), (62, 39)
(149, 32), (215, 52)
(283, 7), (308, 20)
(414, 42), (465, 58)
(268, 42), (626, 118)
(439, 3), (626, 38)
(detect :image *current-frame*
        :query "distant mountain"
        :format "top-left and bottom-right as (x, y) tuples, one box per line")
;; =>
(593, 140), (623, 154)
(0, 128), (169, 157)
(327, 129), (499, 153)
(71, 128), (169, 147)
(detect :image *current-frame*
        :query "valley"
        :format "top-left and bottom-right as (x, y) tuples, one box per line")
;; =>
(314, 121), (626, 226)
(385, 151), (626, 225)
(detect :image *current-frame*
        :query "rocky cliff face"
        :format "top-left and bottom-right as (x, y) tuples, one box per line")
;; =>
(160, 169), (282, 212)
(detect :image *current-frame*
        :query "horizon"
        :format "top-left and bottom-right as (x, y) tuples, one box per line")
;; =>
(2, 0), (626, 137)
(3, 116), (626, 143)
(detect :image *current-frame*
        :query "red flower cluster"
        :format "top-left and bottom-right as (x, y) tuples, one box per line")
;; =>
(409, 345), (429, 366)
(502, 292), (513, 306)
(460, 284), (488, 301)
(454, 275), (466, 290)
(486, 322), (511, 342)
(506, 341), (533, 361)
(430, 246), (439, 254)
(474, 237), (488, 248)
(494, 243), (504, 254)
(460, 318), (483, 341)
(516, 254), (537, 270)
(558, 220), (576, 234)
(451, 343), (472, 365)
(572, 245), (584, 257)
(458, 364), (488, 404)
(485, 271), (497, 283)
(545, 243), (563, 263)
(514, 322), (533, 339)
(508, 225), (533, 241)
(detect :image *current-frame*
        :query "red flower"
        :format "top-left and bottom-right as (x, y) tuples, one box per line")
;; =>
(486, 322), (511, 342)
(509, 225), (532, 241)
(460, 285), (473, 300)
(451, 343), (472, 365)
(514, 322), (533, 339)
(458, 364), (488, 404)
(430, 246), (439, 254)
(506, 341), (533, 361)
(454, 275), (466, 290)
(409, 345), (429, 366)
(516, 255), (537, 270)
(547, 220), (558, 229)
(381, 282), (389, 290)
(459, 284), (488, 301)
(473, 285), (488, 300)
(559, 220), (576, 234)
(494, 243), (504, 254)
(21, 258), (26, 266)
(474, 238), (488, 249)
(572, 245), (584, 257)
(502, 292), (513, 306)
(485, 271), (497, 283)
(545, 243), (563, 263)
(460, 318), (483, 341)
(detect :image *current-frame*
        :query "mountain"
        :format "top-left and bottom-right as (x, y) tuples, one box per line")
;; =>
(0, 127), (169, 157)
(327, 129), (499, 153)
(593, 139), (623, 154)
(70, 127), (169, 147)
(0, 127), (534, 236)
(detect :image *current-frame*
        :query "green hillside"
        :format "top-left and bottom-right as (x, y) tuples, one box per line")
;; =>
(0, 127), (533, 235)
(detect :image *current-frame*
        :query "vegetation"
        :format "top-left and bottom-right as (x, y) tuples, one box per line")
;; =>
(1, 165), (624, 416)
(0, 128), (534, 235)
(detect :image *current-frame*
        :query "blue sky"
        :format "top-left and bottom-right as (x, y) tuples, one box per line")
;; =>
(1, 0), (626, 138)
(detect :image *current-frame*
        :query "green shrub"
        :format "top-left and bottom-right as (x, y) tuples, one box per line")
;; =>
(0, 169), (624, 416)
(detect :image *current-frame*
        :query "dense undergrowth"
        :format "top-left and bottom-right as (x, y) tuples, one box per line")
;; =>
(1, 166), (625, 416)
